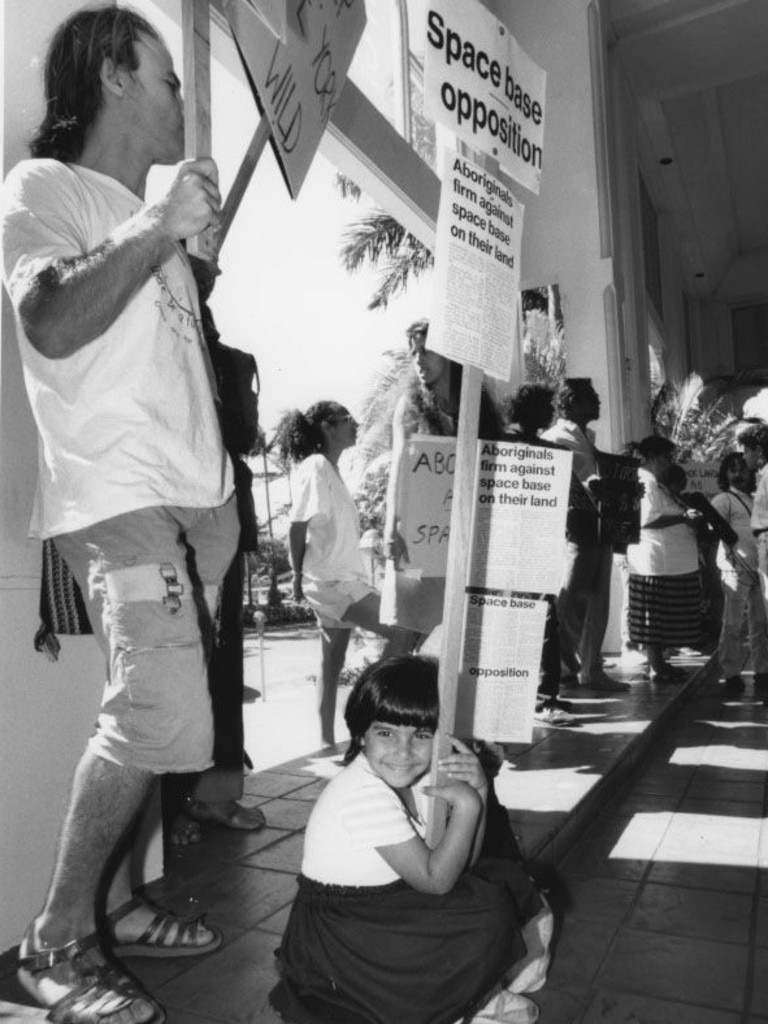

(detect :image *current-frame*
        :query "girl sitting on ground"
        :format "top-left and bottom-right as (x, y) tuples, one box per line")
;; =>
(269, 655), (552, 1024)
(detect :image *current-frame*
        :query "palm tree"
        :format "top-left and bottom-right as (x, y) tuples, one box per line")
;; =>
(650, 372), (740, 461)
(338, 212), (433, 311)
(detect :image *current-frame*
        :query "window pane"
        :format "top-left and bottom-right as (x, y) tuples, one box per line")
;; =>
(347, 0), (437, 169)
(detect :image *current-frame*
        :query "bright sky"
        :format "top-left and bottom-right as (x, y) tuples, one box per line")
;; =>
(141, 0), (434, 437)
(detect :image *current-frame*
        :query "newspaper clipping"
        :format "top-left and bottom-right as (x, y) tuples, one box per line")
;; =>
(457, 593), (548, 741)
(469, 440), (572, 592)
(428, 151), (524, 380)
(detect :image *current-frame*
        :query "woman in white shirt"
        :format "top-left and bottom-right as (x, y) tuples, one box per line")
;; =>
(277, 401), (415, 747)
(626, 436), (702, 682)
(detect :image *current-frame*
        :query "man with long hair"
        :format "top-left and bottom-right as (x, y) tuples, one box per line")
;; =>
(2, 7), (235, 1022)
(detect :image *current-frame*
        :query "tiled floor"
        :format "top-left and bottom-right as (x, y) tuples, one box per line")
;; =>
(3, 650), (768, 1023)
(536, 669), (768, 1024)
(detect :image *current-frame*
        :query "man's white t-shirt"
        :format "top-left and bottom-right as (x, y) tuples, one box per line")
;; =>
(302, 754), (428, 886)
(290, 453), (367, 582)
(541, 418), (597, 483)
(1, 159), (233, 538)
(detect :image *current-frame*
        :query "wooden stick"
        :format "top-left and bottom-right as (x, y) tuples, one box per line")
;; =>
(183, 0), (216, 260)
(218, 117), (272, 251)
(426, 364), (483, 847)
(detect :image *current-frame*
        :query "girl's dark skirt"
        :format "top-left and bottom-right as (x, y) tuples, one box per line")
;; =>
(628, 570), (701, 646)
(269, 857), (543, 1024)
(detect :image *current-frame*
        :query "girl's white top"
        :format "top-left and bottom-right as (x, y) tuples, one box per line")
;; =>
(302, 754), (428, 886)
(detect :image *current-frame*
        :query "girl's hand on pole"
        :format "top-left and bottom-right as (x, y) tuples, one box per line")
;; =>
(422, 779), (482, 814)
(439, 736), (488, 793)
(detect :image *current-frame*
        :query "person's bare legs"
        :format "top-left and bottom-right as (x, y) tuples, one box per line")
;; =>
(24, 747), (157, 1023)
(318, 627), (351, 747)
(315, 595), (418, 747)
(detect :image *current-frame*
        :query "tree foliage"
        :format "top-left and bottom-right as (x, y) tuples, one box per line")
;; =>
(247, 536), (290, 580)
(354, 454), (391, 534)
(339, 213), (433, 311)
(650, 372), (739, 461)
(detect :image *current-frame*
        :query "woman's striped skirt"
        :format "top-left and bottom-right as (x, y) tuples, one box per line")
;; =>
(628, 571), (701, 647)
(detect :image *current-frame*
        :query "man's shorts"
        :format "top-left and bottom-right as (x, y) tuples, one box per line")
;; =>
(302, 577), (376, 629)
(55, 496), (239, 773)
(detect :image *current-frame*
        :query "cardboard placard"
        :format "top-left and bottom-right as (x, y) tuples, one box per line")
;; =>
(221, 0), (366, 197)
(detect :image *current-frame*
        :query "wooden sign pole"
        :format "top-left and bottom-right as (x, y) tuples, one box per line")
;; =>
(183, 0), (216, 260)
(426, 363), (483, 846)
(218, 117), (273, 249)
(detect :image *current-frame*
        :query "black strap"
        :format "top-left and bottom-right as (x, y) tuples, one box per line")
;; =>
(728, 490), (753, 517)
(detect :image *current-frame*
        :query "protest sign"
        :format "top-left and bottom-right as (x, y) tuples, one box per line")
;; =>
(429, 151), (524, 380)
(380, 437), (455, 633)
(456, 593), (547, 742)
(681, 461), (720, 498)
(468, 440), (571, 592)
(220, 0), (366, 197)
(424, 0), (546, 193)
(391, 436), (456, 577)
(242, 0), (287, 41)
(596, 452), (641, 547)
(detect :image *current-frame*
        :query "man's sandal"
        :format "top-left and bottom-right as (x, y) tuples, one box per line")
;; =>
(108, 896), (222, 958)
(185, 799), (267, 831)
(18, 933), (165, 1024)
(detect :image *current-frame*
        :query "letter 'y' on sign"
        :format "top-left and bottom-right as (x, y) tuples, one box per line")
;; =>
(423, 0), (546, 194)
(221, 0), (367, 198)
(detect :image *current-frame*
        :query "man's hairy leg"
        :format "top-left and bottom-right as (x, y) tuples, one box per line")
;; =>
(20, 749), (160, 1022)
(34, 748), (153, 947)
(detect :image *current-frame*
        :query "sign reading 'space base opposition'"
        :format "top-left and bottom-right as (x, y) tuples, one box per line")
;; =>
(424, 0), (546, 193)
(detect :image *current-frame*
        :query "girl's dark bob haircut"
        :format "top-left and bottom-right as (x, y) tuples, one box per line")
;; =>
(343, 655), (439, 765)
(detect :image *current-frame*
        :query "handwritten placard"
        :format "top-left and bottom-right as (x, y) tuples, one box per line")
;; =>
(221, 0), (366, 197)
(596, 452), (641, 547)
(680, 461), (720, 498)
(393, 436), (455, 577)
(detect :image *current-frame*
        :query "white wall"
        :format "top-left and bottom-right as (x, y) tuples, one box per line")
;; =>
(482, 0), (627, 452)
(1, 0), (160, 953)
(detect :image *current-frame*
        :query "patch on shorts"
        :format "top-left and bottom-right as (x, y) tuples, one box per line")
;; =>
(105, 561), (188, 615)
(158, 562), (184, 614)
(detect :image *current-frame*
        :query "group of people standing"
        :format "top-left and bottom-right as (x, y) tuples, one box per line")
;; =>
(711, 425), (768, 698)
(283, 327), (768, 740)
